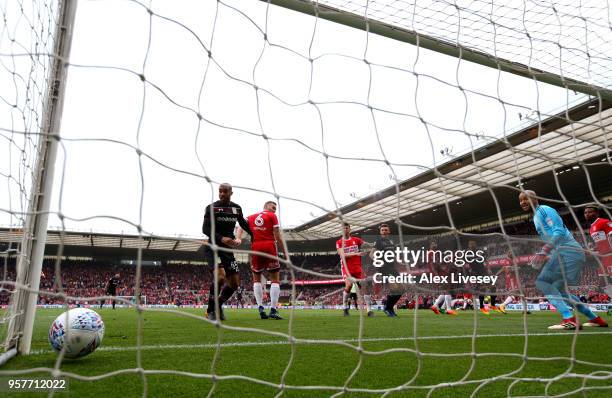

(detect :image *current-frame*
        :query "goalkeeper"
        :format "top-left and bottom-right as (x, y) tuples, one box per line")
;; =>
(519, 190), (604, 329)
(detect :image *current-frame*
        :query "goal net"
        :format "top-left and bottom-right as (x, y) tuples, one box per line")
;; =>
(0, 0), (68, 359)
(1, 0), (611, 395)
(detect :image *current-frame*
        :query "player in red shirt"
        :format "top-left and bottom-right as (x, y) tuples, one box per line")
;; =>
(497, 249), (533, 315)
(583, 206), (611, 327)
(497, 259), (518, 314)
(336, 223), (372, 316)
(585, 206), (612, 275)
(236, 201), (289, 320)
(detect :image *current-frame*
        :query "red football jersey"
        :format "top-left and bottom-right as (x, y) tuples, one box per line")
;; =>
(504, 266), (519, 290)
(589, 218), (612, 268)
(247, 210), (279, 242)
(336, 236), (364, 271)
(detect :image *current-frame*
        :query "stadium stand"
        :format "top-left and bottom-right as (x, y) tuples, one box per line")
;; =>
(1, 232), (608, 307)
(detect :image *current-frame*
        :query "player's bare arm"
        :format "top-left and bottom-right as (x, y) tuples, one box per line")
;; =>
(273, 226), (290, 261)
(234, 226), (245, 247)
(235, 208), (252, 247)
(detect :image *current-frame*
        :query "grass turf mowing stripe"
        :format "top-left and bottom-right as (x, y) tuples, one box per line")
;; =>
(28, 330), (612, 355)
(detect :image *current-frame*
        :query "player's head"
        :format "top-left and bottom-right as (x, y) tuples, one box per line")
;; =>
(218, 183), (233, 203)
(519, 189), (538, 212)
(467, 239), (477, 250)
(114, 273), (120, 278)
(264, 201), (277, 212)
(429, 240), (437, 250)
(342, 222), (351, 238)
(584, 205), (599, 223)
(379, 223), (390, 237)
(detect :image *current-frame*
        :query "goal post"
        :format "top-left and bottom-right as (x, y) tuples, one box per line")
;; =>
(4, 0), (78, 356)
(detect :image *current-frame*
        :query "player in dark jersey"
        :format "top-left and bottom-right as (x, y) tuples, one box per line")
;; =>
(370, 224), (403, 317)
(236, 286), (244, 309)
(101, 273), (120, 310)
(202, 183), (252, 321)
(349, 284), (359, 309)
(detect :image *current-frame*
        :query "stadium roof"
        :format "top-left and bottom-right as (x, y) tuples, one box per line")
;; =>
(1, 99), (610, 257)
(0, 229), (205, 262)
(290, 97), (612, 238)
(0, 227), (330, 260)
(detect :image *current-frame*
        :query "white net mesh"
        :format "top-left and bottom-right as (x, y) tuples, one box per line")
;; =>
(0, 0), (611, 396)
(316, 0), (612, 90)
(0, 0), (62, 351)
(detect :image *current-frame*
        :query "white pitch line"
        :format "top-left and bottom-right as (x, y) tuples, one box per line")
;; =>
(30, 331), (612, 356)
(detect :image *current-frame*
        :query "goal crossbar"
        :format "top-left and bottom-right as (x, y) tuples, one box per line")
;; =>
(265, 0), (612, 102)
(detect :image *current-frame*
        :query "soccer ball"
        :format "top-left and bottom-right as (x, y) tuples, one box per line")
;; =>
(48, 308), (105, 358)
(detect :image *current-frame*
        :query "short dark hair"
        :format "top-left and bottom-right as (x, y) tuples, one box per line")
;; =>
(343, 222), (350, 228)
(264, 200), (276, 207)
(379, 223), (389, 229)
(584, 205), (599, 212)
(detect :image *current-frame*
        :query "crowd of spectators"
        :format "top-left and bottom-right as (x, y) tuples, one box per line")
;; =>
(0, 213), (609, 308)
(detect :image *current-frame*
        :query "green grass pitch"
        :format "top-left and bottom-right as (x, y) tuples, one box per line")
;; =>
(1, 308), (610, 397)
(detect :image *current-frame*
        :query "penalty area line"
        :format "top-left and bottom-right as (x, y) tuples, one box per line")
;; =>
(30, 331), (612, 355)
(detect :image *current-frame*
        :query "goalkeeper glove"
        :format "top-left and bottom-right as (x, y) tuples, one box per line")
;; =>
(530, 245), (552, 270)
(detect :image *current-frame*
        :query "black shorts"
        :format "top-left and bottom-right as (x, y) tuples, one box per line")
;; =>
(204, 247), (239, 276)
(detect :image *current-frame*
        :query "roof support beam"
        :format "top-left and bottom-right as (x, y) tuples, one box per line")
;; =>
(292, 98), (611, 232)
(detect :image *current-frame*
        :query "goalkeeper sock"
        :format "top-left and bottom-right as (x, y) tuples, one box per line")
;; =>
(253, 282), (264, 307)
(535, 279), (573, 319)
(434, 294), (444, 308)
(343, 290), (349, 308)
(270, 283), (280, 309)
(568, 293), (597, 320)
(218, 285), (235, 306)
(474, 298), (481, 309)
(502, 296), (514, 306)
(364, 295), (372, 311)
